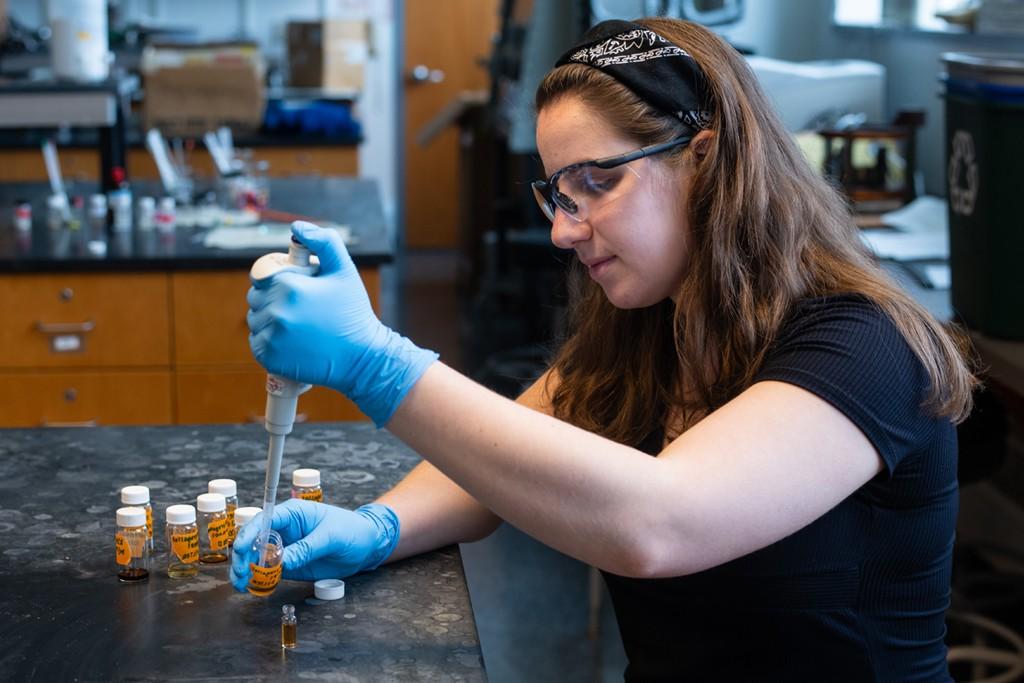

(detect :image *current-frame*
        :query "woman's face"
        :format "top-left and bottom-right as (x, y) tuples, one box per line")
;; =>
(536, 96), (691, 309)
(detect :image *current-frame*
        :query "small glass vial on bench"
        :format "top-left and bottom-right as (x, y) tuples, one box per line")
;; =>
(166, 504), (199, 579)
(234, 506), (262, 539)
(281, 604), (297, 649)
(196, 493), (230, 564)
(208, 479), (238, 543)
(115, 507), (150, 583)
(291, 468), (323, 502)
(121, 485), (153, 550)
(247, 529), (284, 597)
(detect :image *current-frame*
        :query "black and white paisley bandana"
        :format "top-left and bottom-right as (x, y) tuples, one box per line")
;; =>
(555, 20), (712, 131)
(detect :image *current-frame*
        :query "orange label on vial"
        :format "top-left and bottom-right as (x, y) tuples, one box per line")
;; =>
(208, 518), (231, 550)
(227, 505), (237, 544)
(115, 532), (131, 565)
(145, 506), (153, 540)
(299, 489), (323, 502)
(248, 562), (283, 592)
(171, 529), (199, 563)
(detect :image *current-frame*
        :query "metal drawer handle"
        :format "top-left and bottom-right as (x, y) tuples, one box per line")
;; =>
(35, 320), (96, 334)
(41, 419), (99, 428)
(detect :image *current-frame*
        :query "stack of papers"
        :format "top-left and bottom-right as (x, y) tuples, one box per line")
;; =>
(859, 196), (951, 289)
(202, 223), (353, 250)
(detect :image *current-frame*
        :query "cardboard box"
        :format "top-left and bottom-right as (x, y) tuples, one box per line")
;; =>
(288, 20), (369, 91)
(142, 43), (266, 137)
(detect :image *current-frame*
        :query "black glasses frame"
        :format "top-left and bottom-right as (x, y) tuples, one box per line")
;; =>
(531, 135), (693, 220)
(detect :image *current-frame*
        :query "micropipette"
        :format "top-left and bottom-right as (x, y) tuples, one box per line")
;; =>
(249, 236), (318, 564)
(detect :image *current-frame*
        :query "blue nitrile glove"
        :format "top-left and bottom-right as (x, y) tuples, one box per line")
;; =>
(230, 498), (400, 591)
(247, 221), (438, 427)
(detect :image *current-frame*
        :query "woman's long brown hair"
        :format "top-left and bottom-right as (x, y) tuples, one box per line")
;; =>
(537, 18), (978, 449)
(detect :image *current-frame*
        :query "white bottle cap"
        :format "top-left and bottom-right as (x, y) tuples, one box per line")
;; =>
(293, 468), (321, 487)
(159, 196), (176, 211)
(89, 194), (107, 210)
(121, 485), (150, 505)
(314, 579), (345, 600)
(196, 493), (226, 513)
(138, 196), (155, 210)
(208, 479), (237, 497)
(166, 504), (196, 525)
(234, 506), (262, 527)
(117, 506), (147, 527)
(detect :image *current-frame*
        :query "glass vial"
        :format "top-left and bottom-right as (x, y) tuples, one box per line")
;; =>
(116, 506), (149, 582)
(281, 604), (297, 649)
(291, 468), (323, 502)
(121, 485), (153, 550)
(234, 506), (261, 539)
(208, 479), (238, 543)
(247, 529), (284, 597)
(196, 493), (230, 564)
(166, 504), (199, 579)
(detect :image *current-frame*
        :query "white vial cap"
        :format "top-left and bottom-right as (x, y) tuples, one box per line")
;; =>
(234, 506), (261, 527)
(293, 468), (321, 487)
(196, 492), (227, 513)
(138, 196), (155, 209)
(159, 196), (176, 210)
(208, 479), (237, 497)
(121, 485), (150, 505)
(314, 579), (345, 600)
(166, 504), (196, 525)
(117, 506), (147, 527)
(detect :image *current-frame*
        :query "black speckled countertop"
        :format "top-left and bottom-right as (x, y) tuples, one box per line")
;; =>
(0, 422), (485, 681)
(0, 178), (392, 273)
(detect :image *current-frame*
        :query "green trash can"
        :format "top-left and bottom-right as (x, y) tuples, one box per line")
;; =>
(941, 52), (1024, 339)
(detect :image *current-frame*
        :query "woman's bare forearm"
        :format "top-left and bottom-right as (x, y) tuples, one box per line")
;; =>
(377, 460), (501, 562)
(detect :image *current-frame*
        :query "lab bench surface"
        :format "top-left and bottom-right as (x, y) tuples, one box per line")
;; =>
(0, 422), (486, 682)
(0, 177), (392, 272)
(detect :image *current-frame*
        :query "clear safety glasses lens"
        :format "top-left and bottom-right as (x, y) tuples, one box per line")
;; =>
(533, 162), (642, 223)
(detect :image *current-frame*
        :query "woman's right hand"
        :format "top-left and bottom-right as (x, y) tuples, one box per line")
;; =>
(230, 498), (401, 591)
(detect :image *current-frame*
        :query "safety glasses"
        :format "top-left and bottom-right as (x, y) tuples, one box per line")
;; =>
(531, 135), (692, 223)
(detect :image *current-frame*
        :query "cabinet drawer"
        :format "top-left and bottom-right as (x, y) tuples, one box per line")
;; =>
(0, 370), (172, 427)
(175, 367), (365, 424)
(0, 273), (171, 368)
(172, 268), (380, 365)
(255, 147), (357, 177)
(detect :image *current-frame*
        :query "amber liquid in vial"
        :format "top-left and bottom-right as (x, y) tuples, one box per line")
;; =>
(247, 541), (283, 597)
(117, 567), (149, 582)
(199, 551), (228, 564)
(281, 622), (297, 649)
(167, 561), (199, 579)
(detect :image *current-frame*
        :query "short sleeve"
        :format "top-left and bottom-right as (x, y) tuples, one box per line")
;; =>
(752, 296), (937, 475)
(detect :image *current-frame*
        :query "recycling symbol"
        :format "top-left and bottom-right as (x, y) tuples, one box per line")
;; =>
(948, 130), (979, 216)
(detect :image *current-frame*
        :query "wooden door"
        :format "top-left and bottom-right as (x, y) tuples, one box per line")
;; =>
(403, 0), (499, 248)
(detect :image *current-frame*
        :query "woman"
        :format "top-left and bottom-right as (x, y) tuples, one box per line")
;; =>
(238, 18), (976, 681)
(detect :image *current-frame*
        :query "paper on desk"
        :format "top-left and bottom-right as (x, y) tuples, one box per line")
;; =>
(860, 230), (949, 260)
(203, 223), (353, 250)
(880, 196), (948, 234)
(860, 195), (950, 260)
(922, 264), (951, 289)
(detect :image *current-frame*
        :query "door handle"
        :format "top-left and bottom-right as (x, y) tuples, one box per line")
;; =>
(42, 419), (99, 428)
(35, 319), (96, 334)
(407, 65), (445, 84)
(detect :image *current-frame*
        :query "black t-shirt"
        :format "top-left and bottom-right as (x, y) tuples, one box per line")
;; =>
(603, 295), (957, 682)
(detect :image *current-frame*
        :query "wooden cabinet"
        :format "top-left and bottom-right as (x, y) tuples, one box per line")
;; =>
(175, 368), (362, 424)
(0, 371), (173, 427)
(169, 268), (377, 424)
(0, 265), (379, 427)
(0, 273), (170, 368)
(0, 146), (357, 182)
